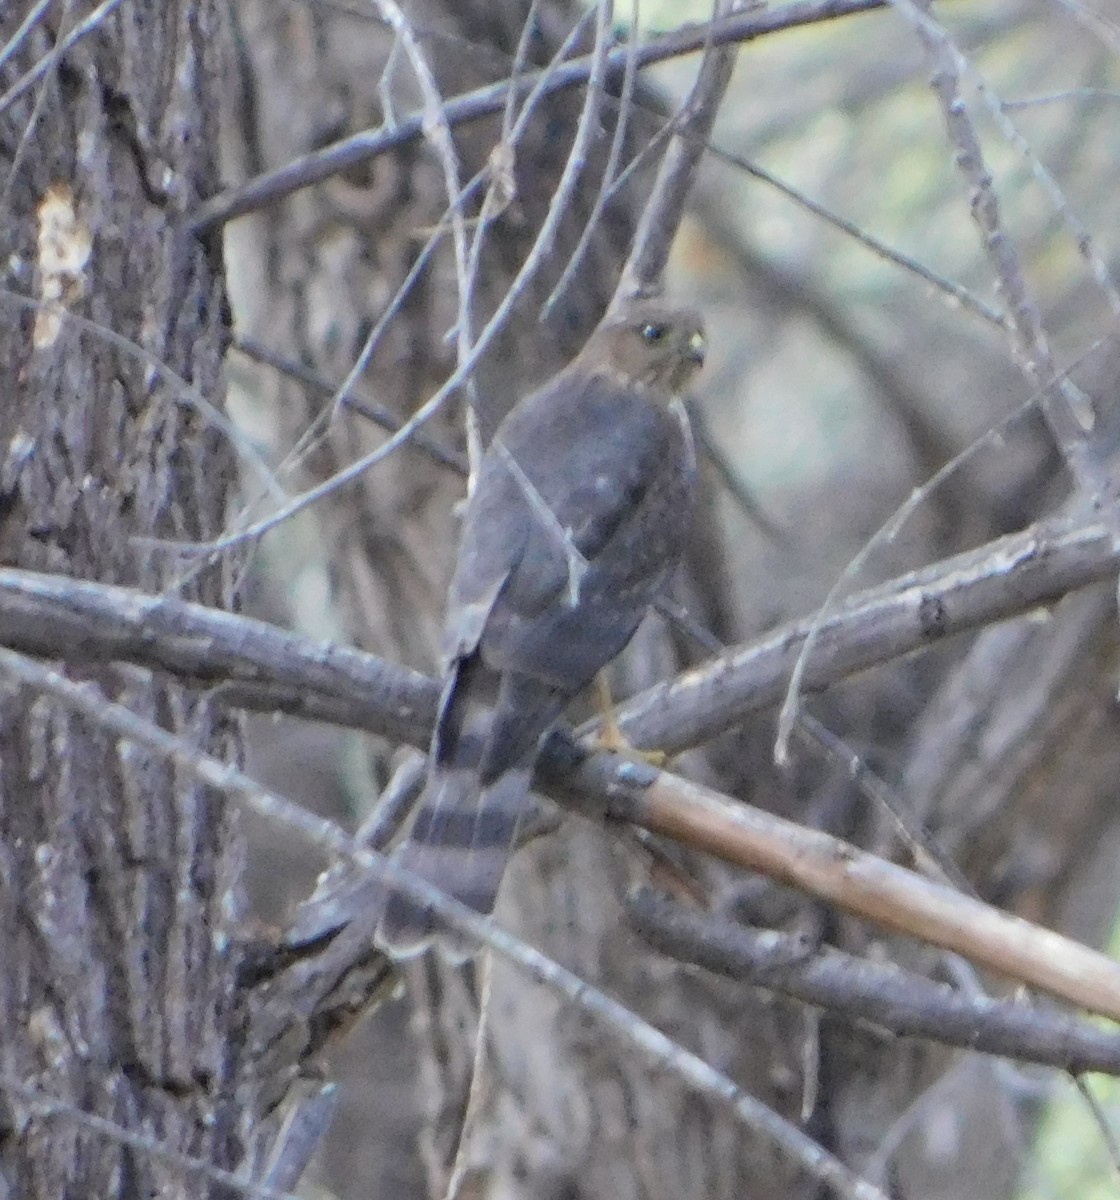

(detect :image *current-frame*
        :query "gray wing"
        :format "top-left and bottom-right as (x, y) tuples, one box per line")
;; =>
(467, 370), (696, 693)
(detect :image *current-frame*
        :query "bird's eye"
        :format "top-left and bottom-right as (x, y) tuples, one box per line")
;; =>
(640, 322), (667, 344)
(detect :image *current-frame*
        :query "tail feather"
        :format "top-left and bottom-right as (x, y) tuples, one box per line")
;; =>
(374, 656), (563, 961)
(375, 766), (529, 961)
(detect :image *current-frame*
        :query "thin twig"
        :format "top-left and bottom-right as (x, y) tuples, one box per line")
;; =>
(772, 339), (1108, 763)
(706, 144), (1008, 329)
(0, 0), (129, 117)
(0, 287), (286, 508)
(0, 1074), (302, 1200)
(232, 336), (468, 475)
(905, 1), (1102, 491)
(0, 0), (54, 75)
(372, 0), (472, 372)
(545, 0), (642, 314)
(618, 0), (737, 297)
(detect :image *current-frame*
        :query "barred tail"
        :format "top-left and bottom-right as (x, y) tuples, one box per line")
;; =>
(375, 654), (561, 960)
(375, 765), (530, 961)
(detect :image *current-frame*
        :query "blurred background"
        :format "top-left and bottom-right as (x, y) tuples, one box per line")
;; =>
(220, 2), (1120, 1196)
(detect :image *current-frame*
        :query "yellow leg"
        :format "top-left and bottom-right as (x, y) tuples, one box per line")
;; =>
(593, 672), (666, 767)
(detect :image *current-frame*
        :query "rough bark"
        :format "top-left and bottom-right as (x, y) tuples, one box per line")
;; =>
(0, 4), (243, 1196)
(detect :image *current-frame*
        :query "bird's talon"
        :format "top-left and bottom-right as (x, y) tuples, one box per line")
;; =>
(594, 727), (667, 768)
(594, 674), (667, 767)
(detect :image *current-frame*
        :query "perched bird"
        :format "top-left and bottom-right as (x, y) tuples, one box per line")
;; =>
(376, 297), (706, 959)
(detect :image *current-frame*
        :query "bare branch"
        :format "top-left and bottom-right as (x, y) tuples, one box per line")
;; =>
(618, 0), (738, 297)
(548, 750), (1120, 1022)
(189, 0), (888, 234)
(4, 518), (1120, 1021)
(371, 0), (474, 383)
(232, 336), (469, 476)
(545, 0), (642, 314)
(628, 888), (1120, 1074)
(0, 287), (285, 507)
(0, 568), (437, 741)
(0, 0), (129, 117)
(704, 145), (1008, 329)
(0, 1074), (301, 1200)
(612, 518), (1118, 754)
(0, 517), (1114, 757)
(906, 2), (1102, 489)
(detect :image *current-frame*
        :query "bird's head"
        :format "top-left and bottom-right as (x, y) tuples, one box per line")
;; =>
(588, 299), (706, 395)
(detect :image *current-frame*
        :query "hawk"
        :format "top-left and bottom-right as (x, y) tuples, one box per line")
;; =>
(376, 298), (706, 959)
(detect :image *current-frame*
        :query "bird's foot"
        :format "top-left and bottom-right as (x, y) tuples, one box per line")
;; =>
(594, 717), (667, 767)
(593, 673), (667, 767)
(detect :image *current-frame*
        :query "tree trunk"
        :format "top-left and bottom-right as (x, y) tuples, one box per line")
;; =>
(0, 5), (244, 1195)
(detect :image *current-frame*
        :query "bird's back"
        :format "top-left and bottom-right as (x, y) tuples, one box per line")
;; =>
(456, 369), (696, 690)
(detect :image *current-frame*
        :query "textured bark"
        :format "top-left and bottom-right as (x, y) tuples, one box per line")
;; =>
(0, 4), (243, 1196)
